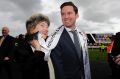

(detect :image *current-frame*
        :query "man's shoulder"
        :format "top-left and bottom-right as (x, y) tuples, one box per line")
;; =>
(5, 35), (15, 41)
(0, 36), (2, 39)
(8, 35), (14, 39)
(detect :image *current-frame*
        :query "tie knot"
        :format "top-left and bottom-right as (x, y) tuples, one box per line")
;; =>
(70, 30), (77, 35)
(71, 30), (76, 32)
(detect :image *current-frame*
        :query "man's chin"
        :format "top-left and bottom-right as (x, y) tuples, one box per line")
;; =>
(64, 25), (71, 27)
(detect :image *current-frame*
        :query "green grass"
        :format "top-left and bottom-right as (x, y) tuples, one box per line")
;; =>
(88, 48), (108, 63)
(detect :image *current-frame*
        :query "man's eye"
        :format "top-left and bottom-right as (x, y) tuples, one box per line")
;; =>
(68, 12), (72, 15)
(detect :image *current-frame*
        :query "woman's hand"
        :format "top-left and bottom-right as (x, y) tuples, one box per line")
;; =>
(30, 39), (41, 51)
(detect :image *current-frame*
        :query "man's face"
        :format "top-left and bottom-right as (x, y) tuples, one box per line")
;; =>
(30, 21), (48, 39)
(2, 27), (9, 36)
(61, 6), (79, 28)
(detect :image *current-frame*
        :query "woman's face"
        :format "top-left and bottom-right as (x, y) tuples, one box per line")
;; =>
(30, 21), (49, 39)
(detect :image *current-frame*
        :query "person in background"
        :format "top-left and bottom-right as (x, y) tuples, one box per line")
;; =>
(13, 13), (50, 79)
(100, 43), (106, 52)
(110, 32), (120, 79)
(106, 35), (115, 77)
(0, 26), (15, 79)
(46, 1), (91, 79)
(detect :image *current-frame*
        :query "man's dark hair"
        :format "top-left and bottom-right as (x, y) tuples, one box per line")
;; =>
(60, 1), (78, 14)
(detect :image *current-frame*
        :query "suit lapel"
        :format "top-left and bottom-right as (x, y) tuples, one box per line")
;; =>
(0, 36), (4, 46)
(0, 36), (8, 47)
(62, 28), (75, 48)
(61, 28), (80, 60)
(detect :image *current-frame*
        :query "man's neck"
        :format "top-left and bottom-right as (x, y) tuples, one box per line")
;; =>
(65, 25), (76, 31)
(3, 35), (8, 37)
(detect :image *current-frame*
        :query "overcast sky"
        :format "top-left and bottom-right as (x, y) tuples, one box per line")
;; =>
(0, 0), (120, 36)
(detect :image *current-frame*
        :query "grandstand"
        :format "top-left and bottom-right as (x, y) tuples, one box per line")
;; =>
(87, 33), (114, 48)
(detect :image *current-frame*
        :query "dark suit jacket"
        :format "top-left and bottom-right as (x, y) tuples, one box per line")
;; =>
(110, 32), (120, 78)
(0, 35), (14, 61)
(50, 28), (83, 79)
(111, 32), (120, 56)
(13, 38), (49, 79)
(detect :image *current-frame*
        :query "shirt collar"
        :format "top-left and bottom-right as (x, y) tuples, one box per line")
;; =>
(64, 26), (77, 32)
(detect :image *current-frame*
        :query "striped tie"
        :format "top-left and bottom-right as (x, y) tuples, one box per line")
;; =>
(71, 30), (85, 79)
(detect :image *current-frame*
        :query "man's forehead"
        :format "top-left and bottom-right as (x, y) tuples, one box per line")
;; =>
(2, 27), (9, 31)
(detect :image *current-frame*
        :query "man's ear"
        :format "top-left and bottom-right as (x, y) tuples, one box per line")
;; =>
(76, 13), (79, 19)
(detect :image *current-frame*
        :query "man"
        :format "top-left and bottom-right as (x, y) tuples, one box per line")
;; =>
(46, 1), (91, 79)
(0, 26), (15, 79)
(110, 32), (120, 78)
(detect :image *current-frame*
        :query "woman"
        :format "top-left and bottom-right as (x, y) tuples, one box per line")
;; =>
(13, 13), (50, 79)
